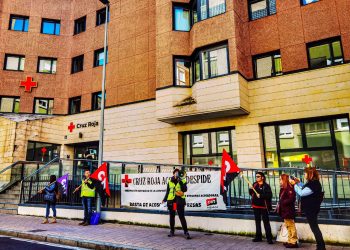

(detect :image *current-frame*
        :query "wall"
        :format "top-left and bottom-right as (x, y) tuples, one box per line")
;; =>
(2, 64), (349, 169)
(0, 0), (157, 115)
(0, 0), (72, 114)
(0, 117), (16, 170)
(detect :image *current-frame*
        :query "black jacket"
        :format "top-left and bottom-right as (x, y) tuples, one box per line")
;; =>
(249, 182), (272, 210)
(301, 180), (322, 215)
(163, 177), (187, 205)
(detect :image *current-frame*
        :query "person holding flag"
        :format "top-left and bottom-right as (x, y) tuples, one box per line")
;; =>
(38, 175), (58, 224)
(249, 171), (273, 244)
(73, 163), (110, 225)
(162, 168), (191, 239)
(74, 169), (96, 226)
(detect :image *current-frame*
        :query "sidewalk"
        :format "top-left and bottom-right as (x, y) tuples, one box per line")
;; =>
(0, 214), (349, 250)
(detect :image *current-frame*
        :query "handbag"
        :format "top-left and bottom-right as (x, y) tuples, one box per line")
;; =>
(276, 223), (289, 243)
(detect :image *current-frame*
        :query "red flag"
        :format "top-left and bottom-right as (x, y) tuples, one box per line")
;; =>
(221, 149), (240, 194)
(90, 162), (110, 196)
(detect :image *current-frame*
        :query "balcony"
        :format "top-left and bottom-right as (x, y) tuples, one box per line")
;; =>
(156, 74), (249, 124)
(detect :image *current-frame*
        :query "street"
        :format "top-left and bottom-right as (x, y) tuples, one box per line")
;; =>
(0, 235), (87, 250)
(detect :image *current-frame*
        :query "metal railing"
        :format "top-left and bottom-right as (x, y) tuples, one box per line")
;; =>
(0, 161), (48, 193)
(19, 159), (350, 220)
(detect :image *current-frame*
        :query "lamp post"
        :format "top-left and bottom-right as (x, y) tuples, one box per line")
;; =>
(97, 0), (109, 214)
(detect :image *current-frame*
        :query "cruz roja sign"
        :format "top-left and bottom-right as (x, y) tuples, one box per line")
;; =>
(68, 121), (99, 133)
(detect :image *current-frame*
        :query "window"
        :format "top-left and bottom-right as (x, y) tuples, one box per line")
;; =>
(301, 0), (318, 5)
(92, 92), (102, 110)
(34, 98), (54, 115)
(74, 16), (86, 35)
(94, 48), (108, 67)
(0, 96), (20, 113)
(9, 15), (29, 32)
(262, 116), (350, 170)
(183, 128), (237, 166)
(254, 52), (282, 79)
(308, 38), (344, 69)
(26, 141), (60, 162)
(174, 6), (190, 31)
(195, 0), (226, 22)
(4, 54), (25, 71)
(174, 58), (192, 86)
(195, 45), (229, 82)
(69, 96), (81, 114)
(41, 19), (60, 35)
(249, 0), (276, 21)
(96, 7), (110, 26)
(38, 57), (57, 74)
(71, 55), (84, 74)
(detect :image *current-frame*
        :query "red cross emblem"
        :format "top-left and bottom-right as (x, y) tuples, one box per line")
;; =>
(20, 76), (38, 92)
(68, 122), (76, 133)
(302, 155), (313, 165)
(122, 175), (132, 187)
(41, 147), (47, 154)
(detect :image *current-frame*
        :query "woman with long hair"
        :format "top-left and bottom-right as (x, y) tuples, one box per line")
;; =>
(39, 175), (58, 224)
(290, 167), (325, 250)
(278, 174), (298, 248)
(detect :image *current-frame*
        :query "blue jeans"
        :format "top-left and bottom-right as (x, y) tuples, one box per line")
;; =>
(45, 201), (56, 218)
(82, 197), (93, 223)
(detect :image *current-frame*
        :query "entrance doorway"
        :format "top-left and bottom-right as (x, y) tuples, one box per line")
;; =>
(72, 141), (99, 176)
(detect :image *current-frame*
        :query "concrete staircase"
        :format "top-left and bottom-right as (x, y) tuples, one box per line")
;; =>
(0, 182), (21, 214)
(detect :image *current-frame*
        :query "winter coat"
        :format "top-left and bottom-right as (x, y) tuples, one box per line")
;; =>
(249, 182), (272, 210)
(301, 180), (322, 215)
(278, 184), (296, 219)
(44, 182), (57, 203)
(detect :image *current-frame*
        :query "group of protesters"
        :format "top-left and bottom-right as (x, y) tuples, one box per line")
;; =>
(250, 167), (325, 250)
(38, 166), (326, 249)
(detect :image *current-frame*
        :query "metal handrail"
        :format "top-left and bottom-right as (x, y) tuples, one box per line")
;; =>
(22, 157), (60, 181)
(0, 160), (45, 175)
(60, 158), (350, 173)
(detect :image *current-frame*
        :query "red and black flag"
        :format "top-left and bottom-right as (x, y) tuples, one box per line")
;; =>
(220, 149), (240, 204)
(90, 162), (111, 206)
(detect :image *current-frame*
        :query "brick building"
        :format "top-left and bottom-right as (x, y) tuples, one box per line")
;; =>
(0, 0), (349, 175)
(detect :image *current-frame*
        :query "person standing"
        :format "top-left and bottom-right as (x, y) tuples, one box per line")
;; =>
(249, 171), (273, 244)
(162, 169), (191, 239)
(74, 169), (96, 226)
(278, 174), (298, 248)
(39, 175), (58, 224)
(290, 167), (325, 250)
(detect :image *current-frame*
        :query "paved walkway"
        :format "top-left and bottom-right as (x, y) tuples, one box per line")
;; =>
(0, 214), (349, 250)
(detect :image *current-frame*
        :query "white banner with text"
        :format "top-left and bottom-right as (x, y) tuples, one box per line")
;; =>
(121, 172), (226, 211)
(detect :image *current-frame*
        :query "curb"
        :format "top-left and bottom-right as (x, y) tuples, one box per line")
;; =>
(0, 228), (150, 250)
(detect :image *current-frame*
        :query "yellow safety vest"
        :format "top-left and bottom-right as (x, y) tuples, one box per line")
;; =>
(81, 179), (96, 198)
(167, 179), (186, 201)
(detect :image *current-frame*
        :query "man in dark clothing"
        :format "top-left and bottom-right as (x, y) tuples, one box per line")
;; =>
(162, 169), (191, 239)
(249, 171), (273, 244)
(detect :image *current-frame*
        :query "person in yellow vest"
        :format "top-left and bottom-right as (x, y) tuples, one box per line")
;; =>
(162, 169), (191, 239)
(74, 169), (96, 226)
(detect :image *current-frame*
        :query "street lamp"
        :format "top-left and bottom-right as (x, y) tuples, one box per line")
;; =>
(97, 0), (109, 214)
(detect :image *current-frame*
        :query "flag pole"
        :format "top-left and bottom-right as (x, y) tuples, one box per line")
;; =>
(38, 181), (57, 193)
(240, 173), (259, 195)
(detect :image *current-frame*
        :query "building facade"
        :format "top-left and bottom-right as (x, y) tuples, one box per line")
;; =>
(0, 0), (350, 175)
